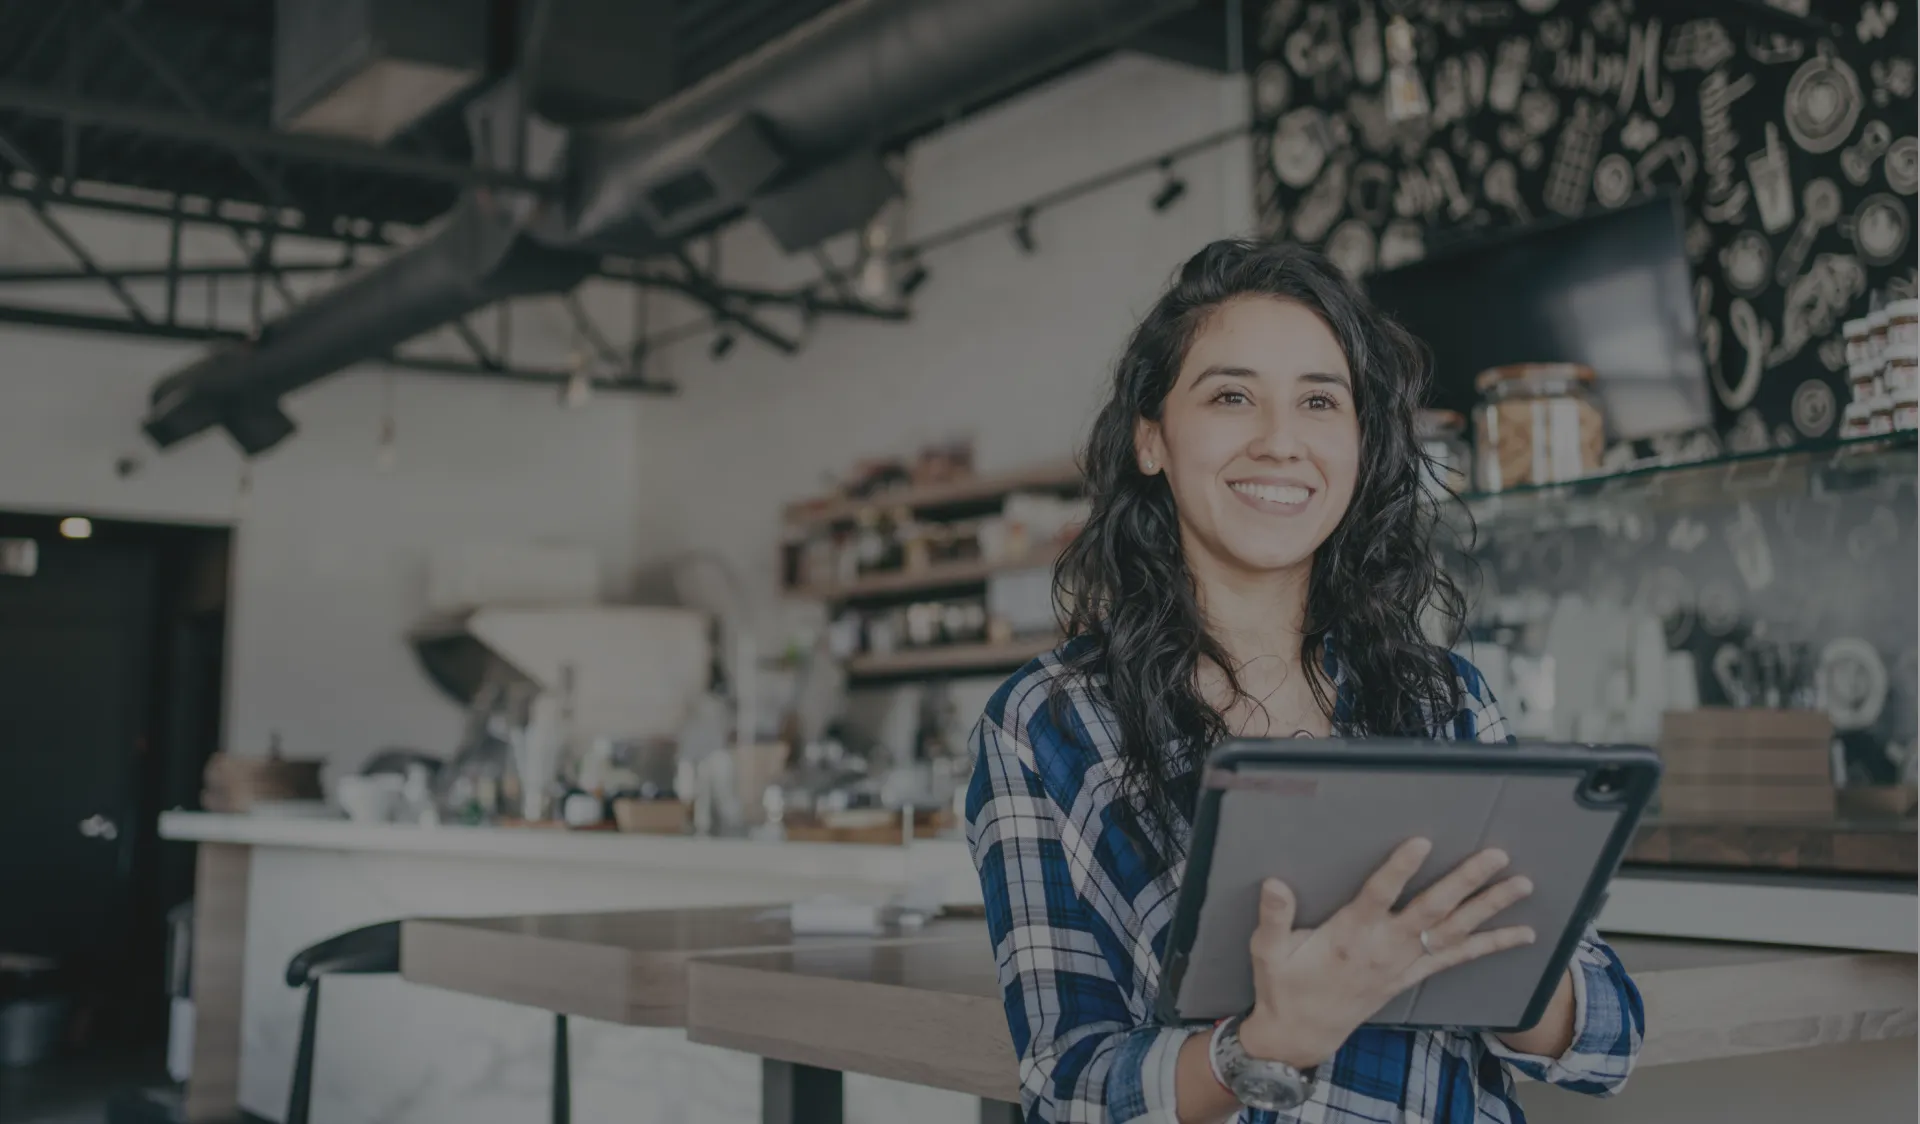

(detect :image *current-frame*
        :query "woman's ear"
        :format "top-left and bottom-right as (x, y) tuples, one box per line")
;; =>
(1134, 417), (1165, 476)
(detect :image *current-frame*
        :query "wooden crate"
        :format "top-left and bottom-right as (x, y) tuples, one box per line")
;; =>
(1656, 708), (1836, 820)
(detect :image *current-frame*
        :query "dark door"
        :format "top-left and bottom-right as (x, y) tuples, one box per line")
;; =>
(0, 533), (155, 975)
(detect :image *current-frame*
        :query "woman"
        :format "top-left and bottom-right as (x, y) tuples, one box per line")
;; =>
(965, 241), (1642, 1124)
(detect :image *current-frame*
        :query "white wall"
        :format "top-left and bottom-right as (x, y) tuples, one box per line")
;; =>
(629, 53), (1255, 635)
(0, 216), (648, 771)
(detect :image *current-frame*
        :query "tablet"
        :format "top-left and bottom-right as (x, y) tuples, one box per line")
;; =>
(1156, 739), (1659, 1032)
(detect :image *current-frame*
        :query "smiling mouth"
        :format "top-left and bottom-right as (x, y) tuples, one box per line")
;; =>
(1229, 481), (1313, 508)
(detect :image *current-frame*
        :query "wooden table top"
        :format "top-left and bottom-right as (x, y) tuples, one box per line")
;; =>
(684, 929), (1918, 1104)
(399, 906), (978, 1027)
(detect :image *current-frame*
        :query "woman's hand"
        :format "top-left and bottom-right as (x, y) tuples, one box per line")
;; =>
(1236, 838), (1536, 1070)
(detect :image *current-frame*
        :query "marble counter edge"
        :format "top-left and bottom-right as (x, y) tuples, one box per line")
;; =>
(158, 811), (977, 885)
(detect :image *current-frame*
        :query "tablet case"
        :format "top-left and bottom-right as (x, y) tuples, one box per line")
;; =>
(1156, 739), (1659, 1032)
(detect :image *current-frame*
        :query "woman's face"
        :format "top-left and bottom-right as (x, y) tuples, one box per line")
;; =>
(1135, 295), (1361, 581)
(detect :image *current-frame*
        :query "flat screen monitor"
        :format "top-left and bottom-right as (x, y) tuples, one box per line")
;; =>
(1364, 196), (1712, 441)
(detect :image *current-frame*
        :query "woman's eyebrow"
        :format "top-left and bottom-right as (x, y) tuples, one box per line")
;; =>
(1299, 370), (1353, 390)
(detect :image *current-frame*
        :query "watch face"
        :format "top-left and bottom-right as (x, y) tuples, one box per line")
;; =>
(1232, 1069), (1311, 1112)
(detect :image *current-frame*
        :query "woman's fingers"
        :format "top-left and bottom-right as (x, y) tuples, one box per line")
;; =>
(1429, 875), (1534, 944)
(1257, 878), (1298, 938)
(1400, 848), (1511, 927)
(1411, 924), (1537, 981)
(1354, 837), (1433, 914)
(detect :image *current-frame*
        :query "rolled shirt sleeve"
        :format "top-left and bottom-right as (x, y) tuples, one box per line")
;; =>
(1480, 926), (1644, 1095)
(967, 708), (1205, 1123)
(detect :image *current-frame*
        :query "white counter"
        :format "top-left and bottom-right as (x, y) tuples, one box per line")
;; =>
(158, 813), (1915, 1124)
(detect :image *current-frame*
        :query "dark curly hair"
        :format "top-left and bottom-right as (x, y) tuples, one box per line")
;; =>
(1051, 239), (1467, 860)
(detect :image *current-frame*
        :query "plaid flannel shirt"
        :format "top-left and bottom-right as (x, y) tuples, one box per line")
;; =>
(965, 638), (1643, 1123)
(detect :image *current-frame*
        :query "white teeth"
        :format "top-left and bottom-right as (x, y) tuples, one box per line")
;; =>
(1232, 482), (1311, 505)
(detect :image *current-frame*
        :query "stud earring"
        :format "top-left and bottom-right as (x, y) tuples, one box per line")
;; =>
(1143, 459), (1154, 472)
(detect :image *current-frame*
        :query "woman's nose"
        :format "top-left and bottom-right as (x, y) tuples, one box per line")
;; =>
(1248, 407), (1306, 460)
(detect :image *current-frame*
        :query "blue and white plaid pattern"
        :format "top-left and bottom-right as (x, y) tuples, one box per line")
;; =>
(965, 638), (1644, 1123)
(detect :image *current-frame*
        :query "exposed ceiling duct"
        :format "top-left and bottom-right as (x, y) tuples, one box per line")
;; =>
(273, 0), (496, 143)
(144, 0), (1199, 455)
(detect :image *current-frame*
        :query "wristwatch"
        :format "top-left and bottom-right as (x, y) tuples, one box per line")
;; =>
(1209, 1015), (1316, 1112)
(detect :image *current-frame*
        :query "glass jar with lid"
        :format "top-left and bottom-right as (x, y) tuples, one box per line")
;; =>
(1473, 362), (1605, 492)
(1415, 408), (1471, 498)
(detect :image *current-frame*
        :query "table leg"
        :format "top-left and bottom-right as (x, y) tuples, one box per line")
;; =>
(552, 1013), (570, 1124)
(979, 1098), (1022, 1124)
(762, 1057), (843, 1124)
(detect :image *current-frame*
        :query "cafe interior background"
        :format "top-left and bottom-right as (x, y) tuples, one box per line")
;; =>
(0, 0), (1912, 1122)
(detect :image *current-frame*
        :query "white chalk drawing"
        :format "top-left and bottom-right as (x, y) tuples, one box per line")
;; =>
(1840, 120), (1894, 184)
(1747, 122), (1798, 233)
(1636, 136), (1699, 197)
(1497, 120), (1528, 154)
(1784, 47), (1864, 155)
(1884, 135), (1917, 195)
(1775, 177), (1842, 285)
(1848, 192), (1910, 265)
(1699, 67), (1756, 222)
(1665, 19), (1735, 71)
(1286, 6), (1350, 95)
(1483, 159), (1532, 223)
(1271, 108), (1333, 188)
(1770, 254), (1868, 366)
(1857, 0), (1899, 44)
(1871, 57), (1916, 104)
(1489, 37), (1531, 112)
(1699, 578), (1744, 636)
(1345, 92), (1397, 154)
(1521, 141), (1545, 170)
(1635, 567), (1694, 644)
(1726, 407), (1771, 452)
(1545, 98), (1611, 217)
(1819, 636), (1888, 730)
(1432, 56), (1470, 125)
(1719, 298), (1773, 410)
(1451, 124), (1475, 158)
(1292, 158), (1350, 243)
(1551, 21), (1674, 117)
(1519, 89), (1561, 137)
(1348, 161), (1394, 224)
(1721, 230), (1773, 296)
(1517, 0), (1558, 13)
(1791, 378), (1838, 436)
(1767, 0), (1811, 16)
(1258, 0), (1303, 52)
(1819, 335), (1848, 371)
(1325, 219), (1378, 278)
(1378, 220), (1426, 269)
(1773, 422), (1801, 447)
(1668, 518), (1709, 553)
(1426, 148), (1473, 220)
(1589, 0), (1630, 43)
(1686, 218), (1714, 262)
(1351, 1), (1384, 87)
(1394, 165), (1436, 218)
(1746, 31), (1806, 66)
(1594, 153), (1635, 207)
(1619, 114), (1659, 152)
(1725, 502), (1776, 593)
(1255, 61), (1294, 117)
(1696, 276), (1723, 374)
(1466, 139), (1492, 175)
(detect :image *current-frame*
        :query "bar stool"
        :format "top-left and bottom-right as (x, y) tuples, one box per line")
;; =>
(283, 920), (572, 1124)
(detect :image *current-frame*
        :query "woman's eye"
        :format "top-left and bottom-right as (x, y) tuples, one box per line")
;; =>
(1304, 392), (1339, 410)
(1213, 389), (1251, 406)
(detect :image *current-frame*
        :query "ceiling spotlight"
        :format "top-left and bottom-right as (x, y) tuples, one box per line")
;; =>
(59, 516), (93, 540)
(1012, 207), (1037, 255)
(710, 330), (737, 359)
(899, 258), (930, 296)
(1152, 160), (1188, 212)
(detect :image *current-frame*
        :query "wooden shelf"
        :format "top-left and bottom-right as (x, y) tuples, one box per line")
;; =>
(789, 550), (1058, 602)
(846, 636), (1060, 680)
(783, 461), (1081, 529)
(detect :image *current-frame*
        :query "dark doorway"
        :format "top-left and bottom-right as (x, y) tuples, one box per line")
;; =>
(0, 512), (229, 1054)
